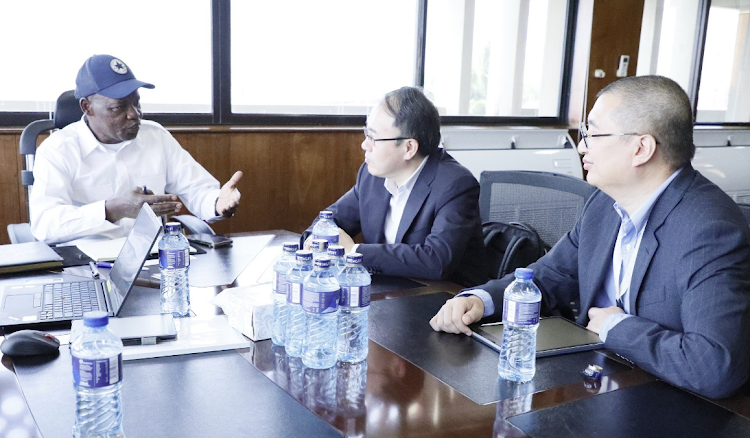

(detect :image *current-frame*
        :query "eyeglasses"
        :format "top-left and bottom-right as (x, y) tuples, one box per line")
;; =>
(579, 122), (644, 149)
(363, 127), (409, 145)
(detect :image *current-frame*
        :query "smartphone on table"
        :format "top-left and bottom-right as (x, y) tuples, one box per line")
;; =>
(186, 233), (233, 248)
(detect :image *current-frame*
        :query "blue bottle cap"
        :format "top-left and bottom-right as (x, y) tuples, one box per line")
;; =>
(295, 250), (313, 262)
(319, 211), (334, 220)
(165, 222), (182, 233)
(311, 239), (328, 252)
(581, 364), (603, 380)
(514, 268), (534, 280)
(314, 257), (331, 269)
(83, 311), (108, 327)
(282, 242), (300, 253)
(328, 245), (345, 257)
(345, 253), (363, 265)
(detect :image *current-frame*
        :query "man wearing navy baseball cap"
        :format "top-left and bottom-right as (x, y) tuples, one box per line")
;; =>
(29, 54), (243, 245)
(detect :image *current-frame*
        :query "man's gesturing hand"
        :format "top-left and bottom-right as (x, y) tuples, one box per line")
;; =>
(216, 171), (243, 217)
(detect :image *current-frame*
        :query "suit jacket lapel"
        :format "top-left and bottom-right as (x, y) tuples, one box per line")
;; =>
(395, 151), (440, 243)
(629, 234), (657, 313)
(580, 212), (619, 316)
(628, 166), (695, 313)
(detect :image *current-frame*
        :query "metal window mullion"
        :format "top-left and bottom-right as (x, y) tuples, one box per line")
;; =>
(689, 0), (711, 121)
(558, 0), (579, 125)
(414, 0), (428, 87)
(213, 0), (231, 124)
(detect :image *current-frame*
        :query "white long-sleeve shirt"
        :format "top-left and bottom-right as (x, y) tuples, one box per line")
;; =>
(30, 118), (223, 245)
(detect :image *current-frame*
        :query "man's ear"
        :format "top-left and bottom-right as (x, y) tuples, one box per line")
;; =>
(632, 134), (657, 167)
(403, 139), (420, 161)
(79, 98), (92, 116)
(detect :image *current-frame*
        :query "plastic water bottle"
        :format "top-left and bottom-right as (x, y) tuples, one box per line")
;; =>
(312, 210), (339, 245)
(497, 268), (542, 382)
(159, 222), (190, 317)
(327, 245), (346, 276)
(272, 242), (299, 346)
(310, 238), (329, 261)
(337, 253), (371, 363)
(301, 256), (340, 369)
(71, 311), (124, 438)
(285, 250), (313, 357)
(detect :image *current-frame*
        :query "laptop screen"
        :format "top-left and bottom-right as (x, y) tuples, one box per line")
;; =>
(107, 204), (162, 315)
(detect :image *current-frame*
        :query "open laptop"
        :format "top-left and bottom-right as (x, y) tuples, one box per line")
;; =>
(0, 203), (162, 328)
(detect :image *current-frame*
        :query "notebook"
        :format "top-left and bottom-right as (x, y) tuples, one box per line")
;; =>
(0, 241), (64, 274)
(0, 204), (162, 328)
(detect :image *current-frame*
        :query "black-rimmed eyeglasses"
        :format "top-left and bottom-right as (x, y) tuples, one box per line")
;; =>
(363, 127), (409, 145)
(579, 122), (652, 149)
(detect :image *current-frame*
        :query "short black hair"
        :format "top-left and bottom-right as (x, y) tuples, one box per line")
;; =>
(382, 87), (441, 156)
(597, 75), (694, 170)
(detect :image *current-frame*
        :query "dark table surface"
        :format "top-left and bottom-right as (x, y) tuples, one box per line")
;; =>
(2, 230), (750, 438)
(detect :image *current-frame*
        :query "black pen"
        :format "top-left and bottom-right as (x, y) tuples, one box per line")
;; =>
(142, 185), (148, 195)
(89, 261), (101, 279)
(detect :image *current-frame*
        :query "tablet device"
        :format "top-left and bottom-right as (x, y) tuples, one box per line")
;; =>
(186, 233), (233, 248)
(471, 316), (603, 358)
(71, 314), (178, 346)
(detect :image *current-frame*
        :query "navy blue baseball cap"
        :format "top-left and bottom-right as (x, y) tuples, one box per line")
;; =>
(75, 54), (155, 99)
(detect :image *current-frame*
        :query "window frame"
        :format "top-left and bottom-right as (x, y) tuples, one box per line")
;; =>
(689, 0), (750, 127)
(2, 0), (579, 128)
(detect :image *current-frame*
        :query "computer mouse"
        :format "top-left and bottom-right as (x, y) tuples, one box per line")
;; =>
(0, 330), (60, 356)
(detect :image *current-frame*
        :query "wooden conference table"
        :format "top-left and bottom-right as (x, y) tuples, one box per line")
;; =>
(1, 230), (750, 437)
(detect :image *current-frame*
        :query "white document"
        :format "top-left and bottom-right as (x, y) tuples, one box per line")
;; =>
(77, 235), (196, 262)
(76, 237), (128, 262)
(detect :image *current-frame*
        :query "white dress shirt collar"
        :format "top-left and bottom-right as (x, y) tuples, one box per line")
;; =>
(383, 155), (429, 196)
(80, 115), (131, 155)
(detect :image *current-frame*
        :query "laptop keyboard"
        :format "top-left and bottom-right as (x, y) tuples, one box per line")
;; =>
(39, 281), (100, 320)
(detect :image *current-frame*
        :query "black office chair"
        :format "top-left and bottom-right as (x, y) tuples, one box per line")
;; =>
(737, 203), (750, 226)
(479, 170), (595, 321)
(8, 91), (83, 244)
(478, 170), (597, 250)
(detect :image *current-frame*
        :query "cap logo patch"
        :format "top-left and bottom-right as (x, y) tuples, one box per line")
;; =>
(110, 59), (128, 75)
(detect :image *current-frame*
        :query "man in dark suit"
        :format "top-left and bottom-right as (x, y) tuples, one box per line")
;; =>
(303, 87), (485, 287)
(430, 76), (750, 398)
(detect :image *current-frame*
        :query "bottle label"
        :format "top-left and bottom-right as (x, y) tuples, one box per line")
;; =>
(287, 282), (303, 304)
(312, 233), (339, 245)
(273, 272), (287, 295)
(502, 298), (540, 325)
(302, 288), (340, 314)
(72, 353), (122, 388)
(159, 248), (189, 269)
(340, 285), (370, 308)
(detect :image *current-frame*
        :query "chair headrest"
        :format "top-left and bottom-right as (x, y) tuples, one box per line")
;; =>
(54, 90), (83, 129)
